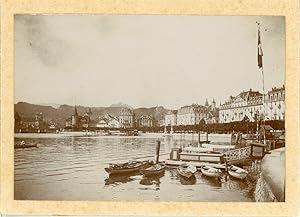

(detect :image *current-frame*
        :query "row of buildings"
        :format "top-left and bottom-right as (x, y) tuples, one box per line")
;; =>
(64, 106), (154, 130)
(219, 86), (285, 123)
(64, 85), (285, 130)
(160, 85), (285, 126)
(15, 85), (285, 132)
(15, 112), (58, 133)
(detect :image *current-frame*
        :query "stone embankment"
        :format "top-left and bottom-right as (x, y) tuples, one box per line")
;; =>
(254, 148), (285, 202)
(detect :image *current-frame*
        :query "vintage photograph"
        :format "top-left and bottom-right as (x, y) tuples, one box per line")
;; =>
(14, 15), (285, 202)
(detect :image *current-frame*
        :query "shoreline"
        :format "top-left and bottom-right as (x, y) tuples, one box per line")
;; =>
(14, 132), (232, 142)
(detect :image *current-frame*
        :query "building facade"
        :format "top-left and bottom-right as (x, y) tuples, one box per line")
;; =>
(219, 89), (264, 123)
(164, 110), (177, 126)
(137, 115), (153, 128)
(96, 114), (120, 128)
(65, 106), (92, 130)
(176, 104), (210, 126)
(118, 108), (134, 128)
(265, 86), (285, 120)
(219, 86), (285, 123)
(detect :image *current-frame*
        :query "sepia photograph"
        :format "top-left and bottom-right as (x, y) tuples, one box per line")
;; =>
(13, 15), (285, 202)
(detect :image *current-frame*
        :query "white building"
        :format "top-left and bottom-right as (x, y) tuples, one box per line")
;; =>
(176, 104), (210, 126)
(219, 89), (263, 123)
(118, 108), (134, 128)
(164, 110), (177, 126)
(96, 114), (120, 128)
(265, 86), (285, 120)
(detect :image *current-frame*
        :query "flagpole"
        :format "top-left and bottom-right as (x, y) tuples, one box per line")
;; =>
(257, 21), (266, 144)
(261, 62), (266, 145)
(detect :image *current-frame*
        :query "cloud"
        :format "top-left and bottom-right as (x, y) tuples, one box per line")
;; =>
(15, 15), (70, 68)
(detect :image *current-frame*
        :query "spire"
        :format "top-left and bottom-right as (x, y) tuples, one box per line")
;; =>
(74, 105), (78, 116)
(205, 98), (209, 107)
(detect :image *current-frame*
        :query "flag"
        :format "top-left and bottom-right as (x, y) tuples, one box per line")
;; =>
(257, 26), (263, 68)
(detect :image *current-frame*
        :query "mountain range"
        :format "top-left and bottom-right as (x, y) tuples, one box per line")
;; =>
(15, 102), (170, 127)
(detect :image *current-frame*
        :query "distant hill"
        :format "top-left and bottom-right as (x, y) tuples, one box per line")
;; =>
(110, 102), (133, 109)
(15, 102), (170, 127)
(37, 103), (61, 109)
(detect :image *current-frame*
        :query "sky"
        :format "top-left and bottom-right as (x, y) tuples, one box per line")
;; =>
(14, 15), (285, 109)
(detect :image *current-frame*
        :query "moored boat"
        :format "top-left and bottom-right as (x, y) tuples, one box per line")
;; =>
(200, 165), (222, 178)
(177, 163), (197, 179)
(105, 160), (153, 176)
(140, 162), (165, 177)
(228, 165), (248, 180)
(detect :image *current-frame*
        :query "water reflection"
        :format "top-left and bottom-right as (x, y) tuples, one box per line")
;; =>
(201, 174), (222, 188)
(104, 172), (141, 185)
(14, 135), (254, 201)
(139, 173), (164, 186)
(179, 175), (197, 185)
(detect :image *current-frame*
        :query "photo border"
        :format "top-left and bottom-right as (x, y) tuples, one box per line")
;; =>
(1, 0), (299, 215)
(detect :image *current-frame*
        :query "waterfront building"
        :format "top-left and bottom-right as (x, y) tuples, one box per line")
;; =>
(137, 115), (154, 128)
(118, 108), (134, 128)
(265, 86), (285, 120)
(65, 106), (92, 130)
(206, 99), (220, 124)
(219, 86), (285, 123)
(176, 104), (210, 126)
(219, 89), (263, 123)
(96, 114), (120, 128)
(165, 110), (177, 126)
(158, 117), (165, 127)
(14, 111), (47, 132)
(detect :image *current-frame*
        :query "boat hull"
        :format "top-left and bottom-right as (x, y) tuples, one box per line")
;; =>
(228, 170), (248, 180)
(228, 166), (248, 180)
(140, 163), (165, 177)
(105, 161), (152, 176)
(14, 144), (37, 149)
(200, 167), (222, 178)
(177, 164), (197, 179)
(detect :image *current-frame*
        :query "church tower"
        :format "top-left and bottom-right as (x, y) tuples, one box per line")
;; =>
(71, 105), (79, 130)
(212, 99), (216, 111)
(205, 98), (209, 107)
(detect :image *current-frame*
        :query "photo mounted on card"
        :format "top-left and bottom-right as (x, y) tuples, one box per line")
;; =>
(0, 0), (298, 216)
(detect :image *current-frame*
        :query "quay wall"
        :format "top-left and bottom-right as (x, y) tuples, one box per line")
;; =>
(254, 148), (285, 202)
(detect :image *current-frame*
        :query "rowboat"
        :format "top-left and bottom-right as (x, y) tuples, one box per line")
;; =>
(14, 141), (38, 149)
(140, 162), (165, 177)
(200, 165), (222, 178)
(177, 163), (197, 179)
(228, 165), (248, 180)
(105, 160), (153, 176)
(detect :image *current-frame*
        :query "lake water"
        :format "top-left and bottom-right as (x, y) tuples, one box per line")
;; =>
(14, 133), (254, 201)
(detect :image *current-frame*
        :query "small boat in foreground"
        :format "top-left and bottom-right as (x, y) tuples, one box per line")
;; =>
(228, 165), (248, 180)
(177, 163), (197, 179)
(14, 141), (38, 149)
(200, 165), (222, 178)
(140, 162), (165, 177)
(105, 160), (153, 176)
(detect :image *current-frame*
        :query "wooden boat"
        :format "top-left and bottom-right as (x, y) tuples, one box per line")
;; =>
(228, 165), (248, 180)
(105, 160), (153, 176)
(177, 163), (197, 179)
(200, 165), (222, 178)
(140, 162), (165, 177)
(14, 141), (38, 149)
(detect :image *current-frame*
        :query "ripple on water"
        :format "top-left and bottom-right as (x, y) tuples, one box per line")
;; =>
(14, 135), (254, 201)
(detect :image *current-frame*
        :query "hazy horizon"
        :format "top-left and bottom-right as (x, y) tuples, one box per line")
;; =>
(15, 15), (285, 109)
